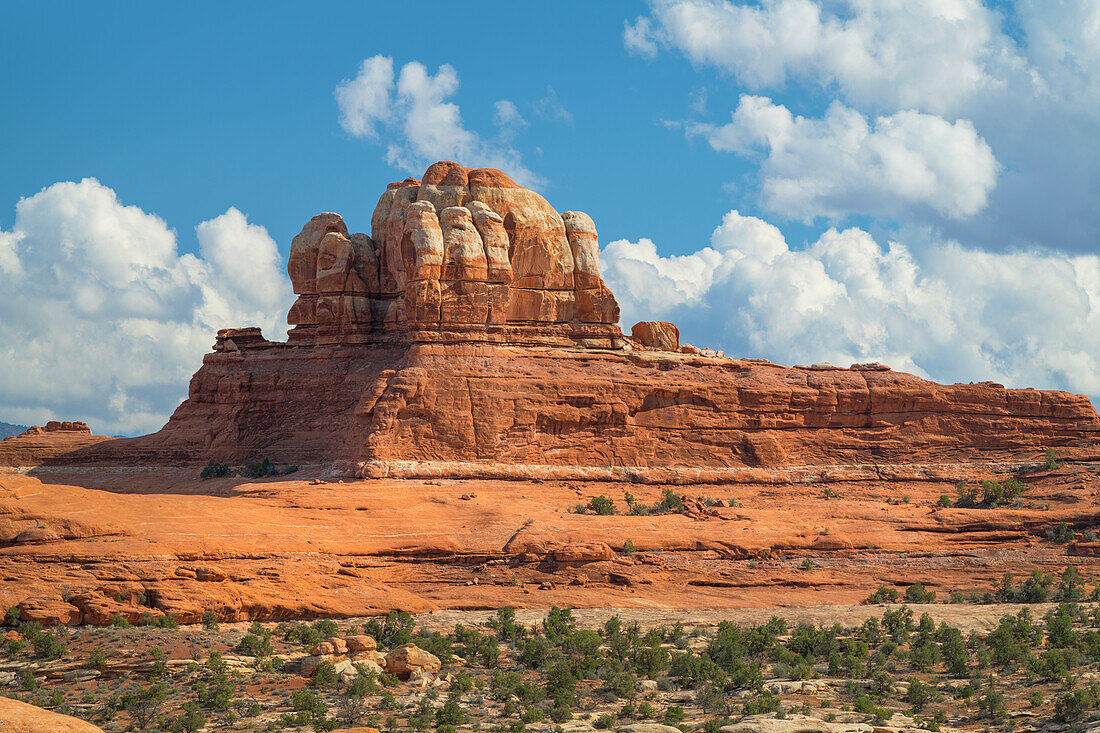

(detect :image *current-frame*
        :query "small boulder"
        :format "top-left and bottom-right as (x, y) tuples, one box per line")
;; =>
(550, 541), (616, 564)
(330, 637), (348, 654)
(192, 566), (228, 582)
(344, 634), (377, 652)
(631, 321), (679, 351)
(299, 654), (331, 677)
(352, 658), (384, 677)
(312, 641), (335, 655)
(351, 649), (387, 667)
(333, 659), (358, 684)
(384, 643), (441, 678)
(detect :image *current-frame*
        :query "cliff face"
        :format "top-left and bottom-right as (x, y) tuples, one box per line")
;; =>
(72, 339), (1100, 474)
(61, 161), (1100, 472)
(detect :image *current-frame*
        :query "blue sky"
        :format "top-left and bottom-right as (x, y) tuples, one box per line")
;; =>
(2, 1), (1100, 435)
(2, 2), (788, 257)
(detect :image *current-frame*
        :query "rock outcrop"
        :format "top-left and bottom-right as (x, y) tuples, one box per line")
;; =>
(284, 161), (621, 348)
(46, 161), (1100, 475)
(631, 321), (679, 352)
(384, 643), (442, 678)
(0, 421), (110, 467)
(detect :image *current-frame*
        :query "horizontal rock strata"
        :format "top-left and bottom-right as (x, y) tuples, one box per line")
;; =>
(33, 160), (1099, 473)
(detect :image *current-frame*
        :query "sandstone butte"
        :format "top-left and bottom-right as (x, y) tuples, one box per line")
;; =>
(2, 160), (1100, 627)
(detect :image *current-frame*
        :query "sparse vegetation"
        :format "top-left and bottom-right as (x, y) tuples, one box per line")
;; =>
(11, 598), (1100, 732)
(199, 456), (299, 479)
(1045, 447), (1061, 470)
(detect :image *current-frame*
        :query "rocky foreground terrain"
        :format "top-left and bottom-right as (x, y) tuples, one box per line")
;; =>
(4, 600), (1100, 732)
(3, 162), (1100, 729)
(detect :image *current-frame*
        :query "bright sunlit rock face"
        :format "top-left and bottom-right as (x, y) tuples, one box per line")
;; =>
(284, 161), (621, 348)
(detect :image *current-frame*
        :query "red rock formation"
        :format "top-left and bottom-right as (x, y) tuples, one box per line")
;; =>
(632, 321), (680, 351)
(0, 421), (110, 466)
(285, 161), (621, 348)
(51, 162), (1099, 474)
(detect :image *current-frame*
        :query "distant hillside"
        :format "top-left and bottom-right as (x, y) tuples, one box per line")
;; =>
(0, 421), (29, 439)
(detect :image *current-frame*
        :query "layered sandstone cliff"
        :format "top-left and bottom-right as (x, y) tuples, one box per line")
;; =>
(52, 162), (1100, 474)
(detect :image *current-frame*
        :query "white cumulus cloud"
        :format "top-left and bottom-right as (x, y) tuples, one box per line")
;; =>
(0, 179), (292, 436)
(335, 55), (542, 188)
(625, 0), (1025, 115)
(602, 211), (1100, 399)
(692, 95), (999, 222)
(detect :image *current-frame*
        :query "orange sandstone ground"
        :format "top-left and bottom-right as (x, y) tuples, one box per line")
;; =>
(3, 460), (1100, 626)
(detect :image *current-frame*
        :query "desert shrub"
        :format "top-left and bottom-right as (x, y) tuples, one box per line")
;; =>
(1018, 569), (1055, 603)
(977, 687), (1006, 720)
(120, 682), (167, 728)
(936, 495), (952, 507)
(1057, 566), (1084, 601)
(242, 457), (275, 478)
(364, 610), (414, 647)
(594, 713), (618, 729)
(18, 669), (38, 690)
(1046, 522), (1076, 544)
(138, 612), (178, 629)
(30, 629), (66, 659)
(450, 671), (474, 692)
(166, 702), (207, 733)
(199, 459), (230, 479)
(937, 625), (968, 676)
(663, 705), (687, 726)
(882, 607), (914, 643)
(864, 585), (899, 604)
(311, 660), (340, 690)
(905, 583), (937, 604)
(201, 609), (219, 631)
(436, 694), (466, 726)
(743, 692), (780, 715)
(1045, 447), (1061, 470)
(954, 479), (1025, 509)
(660, 489), (685, 513)
(1045, 602), (1077, 648)
(487, 606), (527, 641)
(585, 495), (616, 515)
(623, 539), (636, 555)
(235, 632), (273, 657)
(517, 634), (551, 669)
(905, 677), (937, 711)
(955, 482), (976, 508)
(542, 606), (577, 644)
(413, 631), (453, 665)
(986, 610), (1039, 669)
(290, 687), (328, 717)
(1053, 683), (1100, 722)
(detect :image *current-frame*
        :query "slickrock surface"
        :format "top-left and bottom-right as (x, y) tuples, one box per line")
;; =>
(3, 463), (1100, 625)
(0, 695), (105, 732)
